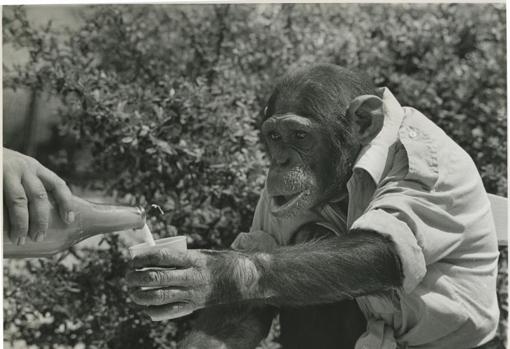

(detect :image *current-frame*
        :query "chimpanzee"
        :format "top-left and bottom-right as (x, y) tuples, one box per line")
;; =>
(127, 64), (500, 349)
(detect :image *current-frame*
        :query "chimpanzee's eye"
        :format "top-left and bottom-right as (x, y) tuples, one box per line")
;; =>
(294, 131), (307, 140)
(269, 132), (282, 141)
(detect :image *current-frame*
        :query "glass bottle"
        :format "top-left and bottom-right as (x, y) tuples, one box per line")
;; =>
(3, 196), (146, 258)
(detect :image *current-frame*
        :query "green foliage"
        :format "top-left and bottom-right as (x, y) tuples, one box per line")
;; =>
(3, 4), (506, 348)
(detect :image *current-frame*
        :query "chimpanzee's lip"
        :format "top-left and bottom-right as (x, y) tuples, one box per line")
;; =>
(270, 192), (304, 213)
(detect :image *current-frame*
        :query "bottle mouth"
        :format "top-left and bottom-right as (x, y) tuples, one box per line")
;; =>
(138, 206), (147, 225)
(138, 204), (167, 226)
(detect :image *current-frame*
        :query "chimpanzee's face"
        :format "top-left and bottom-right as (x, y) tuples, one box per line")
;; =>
(261, 113), (341, 218)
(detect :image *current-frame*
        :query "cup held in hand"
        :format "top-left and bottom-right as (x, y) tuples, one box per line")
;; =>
(129, 236), (192, 321)
(128, 236), (187, 259)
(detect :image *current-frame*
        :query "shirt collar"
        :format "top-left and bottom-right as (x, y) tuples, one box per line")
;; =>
(352, 87), (405, 185)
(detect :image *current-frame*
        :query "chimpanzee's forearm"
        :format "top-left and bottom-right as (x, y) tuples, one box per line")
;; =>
(252, 230), (403, 306)
(179, 304), (275, 349)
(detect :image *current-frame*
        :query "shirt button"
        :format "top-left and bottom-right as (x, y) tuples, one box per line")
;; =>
(409, 130), (417, 138)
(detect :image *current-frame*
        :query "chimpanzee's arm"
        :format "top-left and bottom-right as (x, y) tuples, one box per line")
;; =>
(128, 229), (403, 333)
(178, 231), (278, 349)
(178, 228), (401, 348)
(252, 229), (403, 306)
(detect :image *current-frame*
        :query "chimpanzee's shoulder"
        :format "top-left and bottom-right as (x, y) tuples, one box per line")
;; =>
(397, 107), (480, 192)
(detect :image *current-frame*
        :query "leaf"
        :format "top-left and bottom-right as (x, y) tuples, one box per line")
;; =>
(150, 135), (175, 155)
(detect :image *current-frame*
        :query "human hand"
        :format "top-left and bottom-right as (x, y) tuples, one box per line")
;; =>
(126, 248), (262, 320)
(3, 148), (74, 245)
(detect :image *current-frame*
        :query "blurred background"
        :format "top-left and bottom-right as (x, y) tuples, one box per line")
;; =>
(2, 4), (507, 349)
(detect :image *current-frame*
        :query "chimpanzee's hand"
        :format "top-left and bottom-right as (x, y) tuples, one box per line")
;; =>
(126, 249), (263, 319)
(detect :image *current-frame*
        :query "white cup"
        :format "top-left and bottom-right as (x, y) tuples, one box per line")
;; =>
(128, 236), (187, 259)
(129, 236), (193, 321)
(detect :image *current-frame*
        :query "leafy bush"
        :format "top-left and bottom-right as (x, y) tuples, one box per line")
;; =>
(3, 4), (506, 348)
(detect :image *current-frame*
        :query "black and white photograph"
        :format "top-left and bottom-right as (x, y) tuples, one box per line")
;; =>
(2, 3), (507, 349)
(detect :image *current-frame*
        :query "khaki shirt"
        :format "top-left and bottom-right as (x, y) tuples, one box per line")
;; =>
(232, 88), (499, 349)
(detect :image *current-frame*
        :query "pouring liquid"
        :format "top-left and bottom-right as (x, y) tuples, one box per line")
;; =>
(140, 224), (156, 246)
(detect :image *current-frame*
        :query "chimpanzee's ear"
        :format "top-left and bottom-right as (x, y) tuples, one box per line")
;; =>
(347, 95), (384, 145)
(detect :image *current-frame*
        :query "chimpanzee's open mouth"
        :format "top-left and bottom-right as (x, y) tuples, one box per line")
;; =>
(270, 192), (304, 213)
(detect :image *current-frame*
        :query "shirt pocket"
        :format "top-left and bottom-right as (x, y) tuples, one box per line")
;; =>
(398, 124), (439, 191)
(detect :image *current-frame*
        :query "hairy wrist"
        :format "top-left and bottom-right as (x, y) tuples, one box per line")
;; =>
(205, 250), (269, 304)
(227, 251), (276, 302)
(250, 252), (275, 300)
(231, 253), (262, 300)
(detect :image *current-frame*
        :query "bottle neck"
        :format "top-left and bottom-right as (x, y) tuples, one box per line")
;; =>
(75, 197), (146, 239)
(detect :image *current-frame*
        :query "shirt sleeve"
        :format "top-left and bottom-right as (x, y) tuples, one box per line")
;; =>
(230, 230), (279, 252)
(231, 188), (281, 252)
(350, 143), (466, 294)
(351, 206), (427, 294)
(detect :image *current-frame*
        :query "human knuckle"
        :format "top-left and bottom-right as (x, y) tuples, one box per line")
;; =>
(30, 190), (48, 201)
(27, 157), (40, 166)
(8, 195), (28, 207)
(49, 177), (67, 193)
(19, 158), (33, 172)
(55, 178), (68, 189)
(26, 159), (42, 172)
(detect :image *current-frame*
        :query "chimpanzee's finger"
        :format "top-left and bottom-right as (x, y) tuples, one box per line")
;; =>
(37, 165), (74, 224)
(130, 287), (190, 306)
(126, 268), (194, 288)
(132, 249), (193, 269)
(144, 302), (194, 321)
(4, 175), (29, 245)
(22, 174), (50, 242)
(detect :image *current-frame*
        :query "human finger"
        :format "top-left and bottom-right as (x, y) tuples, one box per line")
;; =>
(22, 174), (50, 241)
(4, 175), (29, 245)
(37, 165), (74, 224)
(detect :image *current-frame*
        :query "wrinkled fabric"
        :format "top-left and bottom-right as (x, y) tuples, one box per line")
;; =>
(232, 88), (499, 348)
